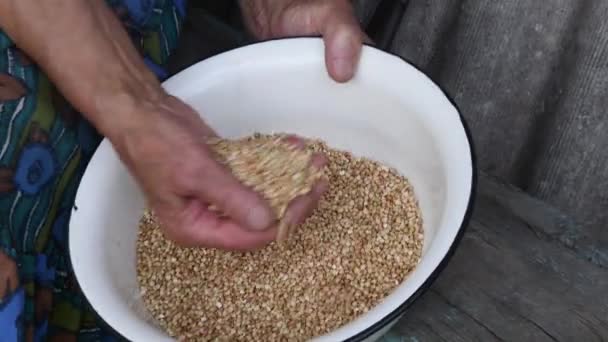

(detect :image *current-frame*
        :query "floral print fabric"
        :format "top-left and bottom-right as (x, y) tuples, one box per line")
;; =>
(0, 1), (185, 340)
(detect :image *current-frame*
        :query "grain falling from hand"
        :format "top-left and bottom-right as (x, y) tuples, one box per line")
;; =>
(137, 134), (424, 341)
(207, 134), (324, 242)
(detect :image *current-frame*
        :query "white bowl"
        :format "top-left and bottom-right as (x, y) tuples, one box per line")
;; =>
(69, 37), (475, 341)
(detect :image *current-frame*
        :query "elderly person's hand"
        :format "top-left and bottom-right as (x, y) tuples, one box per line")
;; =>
(115, 96), (327, 250)
(0, 0), (326, 251)
(240, 0), (367, 82)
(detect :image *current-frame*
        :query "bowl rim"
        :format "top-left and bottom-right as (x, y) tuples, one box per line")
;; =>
(342, 43), (477, 341)
(343, 50), (477, 339)
(69, 36), (477, 341)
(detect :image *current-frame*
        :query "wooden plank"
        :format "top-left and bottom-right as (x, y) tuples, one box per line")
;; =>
(478, 173), (608, 269)
(388, 290), (502, 342)
(387, 174), (608, 341)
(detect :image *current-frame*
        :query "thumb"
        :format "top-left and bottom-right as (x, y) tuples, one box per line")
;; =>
(195, 160), (275, 231)
(322, 19), (364, 83)
(275, 1), (364, 82)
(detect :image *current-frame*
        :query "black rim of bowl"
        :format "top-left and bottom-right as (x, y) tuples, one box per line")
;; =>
(69, 37), (477, 342)
(344, 43), (478, 342)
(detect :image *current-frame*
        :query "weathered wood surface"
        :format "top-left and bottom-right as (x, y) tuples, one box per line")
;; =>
(382, 172), (608, 341)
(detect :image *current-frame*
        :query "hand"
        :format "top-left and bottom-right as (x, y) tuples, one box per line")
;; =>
(112, 95), (327, 250)
(0, 0), (327, 251)
(239, 0), (367, 82)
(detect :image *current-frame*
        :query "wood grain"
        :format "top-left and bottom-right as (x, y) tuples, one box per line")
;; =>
(384, 173), (608, 341)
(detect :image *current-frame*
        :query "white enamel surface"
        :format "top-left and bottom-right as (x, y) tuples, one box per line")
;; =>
(69, 38), (473, 342)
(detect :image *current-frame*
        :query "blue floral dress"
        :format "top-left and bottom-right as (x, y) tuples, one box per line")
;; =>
(0, 1), (186, 341)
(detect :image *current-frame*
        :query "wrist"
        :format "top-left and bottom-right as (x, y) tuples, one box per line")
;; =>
(85, 74), (167, 143)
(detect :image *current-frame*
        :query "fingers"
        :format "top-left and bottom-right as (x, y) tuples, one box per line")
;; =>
(193, 156), (275, 232)
(284, 177), (328, 226)
(260, 135), (329, 242)
(162, 134), (328, 249)
(319, 3), (364, 82)
(322, 23), (363, 82)
(279, 137), (329, 240)
(272, 0), (364, 83)
(159, 97), (270, 231)
(163, 200), (277, 250)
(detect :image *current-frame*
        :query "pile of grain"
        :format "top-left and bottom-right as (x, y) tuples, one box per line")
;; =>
(136, 135), (424, 341)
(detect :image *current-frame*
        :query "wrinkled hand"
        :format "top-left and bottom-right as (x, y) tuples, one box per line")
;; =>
(240, 0), (367, 82)
(113, 96), (327, 250)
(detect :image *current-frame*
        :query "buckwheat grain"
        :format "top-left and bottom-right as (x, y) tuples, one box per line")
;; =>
(136, 134), (423, 341)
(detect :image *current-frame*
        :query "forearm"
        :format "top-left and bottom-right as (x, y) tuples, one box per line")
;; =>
(0, 0), (163, 141)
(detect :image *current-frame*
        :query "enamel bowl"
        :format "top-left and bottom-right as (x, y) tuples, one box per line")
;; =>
(69, 37), (475, 341)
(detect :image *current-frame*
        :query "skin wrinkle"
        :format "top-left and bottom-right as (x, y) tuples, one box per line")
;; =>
(239, 0), (364, 82)
(0, 0), (165, 141)
(0, 0), (361, 251)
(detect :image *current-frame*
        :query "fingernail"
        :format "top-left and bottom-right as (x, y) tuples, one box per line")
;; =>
(332, 58), (354, 82)
(248, 207), (272, 231)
